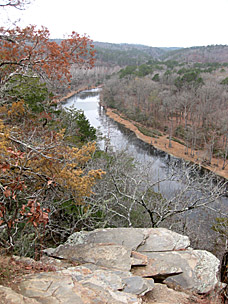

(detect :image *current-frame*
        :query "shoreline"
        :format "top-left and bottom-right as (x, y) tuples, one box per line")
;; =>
(60, 87), (228, 180)
(105, 108), (228, 181)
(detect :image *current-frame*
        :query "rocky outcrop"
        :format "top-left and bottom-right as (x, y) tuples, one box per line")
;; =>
(1, 228), (223, 304)
(46, 227), (219, 294)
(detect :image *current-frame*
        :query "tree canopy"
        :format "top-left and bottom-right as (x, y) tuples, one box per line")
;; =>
(0, 25), (95, 105)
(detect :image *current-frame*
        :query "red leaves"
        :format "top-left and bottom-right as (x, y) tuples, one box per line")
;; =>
(39, 111), (52, 121)
(7, 147), (24, 160)
(3, 187), (11, 198)
(0, 163), (10, 172)
(20, 200), (50, 228)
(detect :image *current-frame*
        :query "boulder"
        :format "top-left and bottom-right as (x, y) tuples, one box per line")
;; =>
(44, 227), (220, 294)
(131, 253), (183, 280)
(1, 227), (219, 304)
(164, 250), (220, 294)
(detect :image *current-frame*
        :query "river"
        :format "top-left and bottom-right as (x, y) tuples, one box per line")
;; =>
(62, 88), (228, 254)
(62, 88), (181, 195)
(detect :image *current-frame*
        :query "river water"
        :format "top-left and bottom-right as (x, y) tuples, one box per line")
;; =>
(62, 88), (181, 195)
(62, 88), (228, 252)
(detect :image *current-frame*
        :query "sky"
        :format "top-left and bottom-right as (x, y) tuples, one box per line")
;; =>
(1, 0), (228, 48)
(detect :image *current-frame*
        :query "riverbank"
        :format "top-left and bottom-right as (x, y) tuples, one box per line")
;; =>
(105, 108), (228, 180)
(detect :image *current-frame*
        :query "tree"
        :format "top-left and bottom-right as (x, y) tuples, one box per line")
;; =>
(0, 25), (95, 104)
(152, 73), (160, 82)
(6, 75), (50, 112)
(119, 65), (137, 79)
(220, 77), (228, 85)
(58, 107), (97, 144)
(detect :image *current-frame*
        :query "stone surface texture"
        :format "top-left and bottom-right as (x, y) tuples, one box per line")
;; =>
(1, 228), (222, 303)
(0, 285), (40, 304)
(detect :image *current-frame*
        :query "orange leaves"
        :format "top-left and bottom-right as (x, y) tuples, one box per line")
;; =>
(0, 110), (105, 255)
(1, 25), (95, 86)
(0, 120), (9, 154)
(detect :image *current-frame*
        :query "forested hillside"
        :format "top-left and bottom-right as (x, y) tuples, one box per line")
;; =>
(93, 42), (228, 66)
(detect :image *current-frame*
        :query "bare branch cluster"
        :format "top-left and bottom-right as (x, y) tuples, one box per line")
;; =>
(0, 0), (31, 10)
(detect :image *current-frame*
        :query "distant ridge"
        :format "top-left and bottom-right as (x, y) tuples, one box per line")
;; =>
(50, 39), (228, 64)
(162, 44), (228, 63)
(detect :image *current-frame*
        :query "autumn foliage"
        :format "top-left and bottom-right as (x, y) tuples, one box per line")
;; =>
(0, 15), (104, 257)
(0, 111), (104, 255)
(0, 25), (95, 88)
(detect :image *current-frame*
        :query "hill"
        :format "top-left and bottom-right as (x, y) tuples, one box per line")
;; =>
(162, 44), (228, 63)
(93, 41), (167, 66)
(94, 42), (228, 66)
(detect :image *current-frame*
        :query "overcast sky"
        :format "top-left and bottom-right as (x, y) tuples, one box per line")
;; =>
(1, 0), (228, 48)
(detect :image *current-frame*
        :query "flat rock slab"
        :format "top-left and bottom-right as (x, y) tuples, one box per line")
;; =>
(64, 228), (190, 252)
(133, 249), (220, 294)
(46, 243), (132, 271)
(18, 264), (154, 303)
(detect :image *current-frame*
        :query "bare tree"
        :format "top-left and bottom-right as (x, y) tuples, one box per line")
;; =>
(84, 150), (228, 232)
